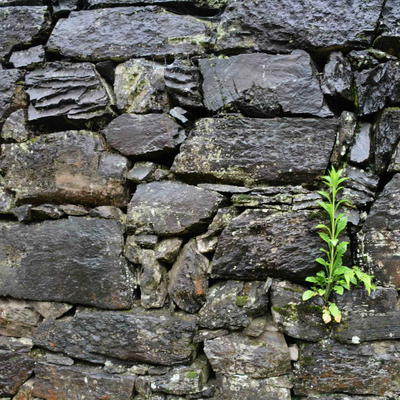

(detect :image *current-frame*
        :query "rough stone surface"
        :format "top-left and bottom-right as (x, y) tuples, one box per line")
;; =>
(0, 177), (14, 214)
(0, 68), (22, 122)
(47, 7), (215, 61)
(204, 331), (291, 378)
(200, 51), (332, 117)
(0, 7), (50, 61)
(294, 339), (400, 397)
(349, 122), (371, 165)
(198, 280), (270, 330)
(89, 205), (126, 222)
(0, 217), (135, 309)
(25, 62), (114, 121)
(34, 308), (198, 366)
(168, 240), (209, 314)
(10, 45), (45, 69)
(104, 113), (185, 158)
(32, 363), (137, 400)
(86, 0), (226, 8)
(127, 181), (225, 236)
(331, 111), (357, 166)
(215, 0), (384, 53)
(155, 238), (183, 264)
(375, 0), (400, 57)
(30, 301), (73, 320)
(0, 131), (129, 207)
(1, 110), (29, 142)
(173, 117), (337, 186)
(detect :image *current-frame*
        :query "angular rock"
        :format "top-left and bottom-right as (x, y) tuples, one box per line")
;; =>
(34, 308), (198, 365)
(155, 238), (183, 264)
(114, 58), (169, 113)
(0, 178), (14, 214)
(0, 7), (50, 61)
(200, 51), (331, 117)
(47, 7), (215, 61)
(140, 250), (168, 309)
(196, 235), (219, 254)
(89, 205), (126, 222)
(104, 114), (185, 159)
(124, 235), (143, 264)
(0, 131), (129, 207)
(306, 396), (388, 400)
(331, 111), (357, 166)
(0, 298), (42, 338)
(204, 331), (291, 378)
(0, 67), (22, 122)
(135, 356), (209, 396)
(173, 117), (337, 186)
(10, 45), (45, 69)
(349, 122), (371, 165)
(348, 49), (381, 71)
(211, 209), (328, 281)
(1, 110), (29, 142)
(165, 59), (203, 109)
(127, 162), (159, 183)
(197, 184), (252, 195)
(270, 280), (328, 342)
(169, 106), (194, 128)
(86, 0), (226, 9)
(25, 62), (114, 121)
(198, 280), (270, 330)
(59, 204), (88, 216)
(217, 374), (292, 400)
(215, 0), (383, 53)
(294, 339), (400, 397)
(0, 337), (34, 397)
(127, 181), (225, 236)
(12, 377), (34, 400)
(96, 59), (117, 86)
(30, 204), (65, 220)
(389, 141), (400, 172)
(168, 240), (209, 313)
(32, 363), (136, 400)
(30, 301), (73, 320)
(193, 329), (229, 343)
(135, 235), (158, 249)
(243, 316), (268, 338)
(0, 217), (135, 309)
(52, 0), (79, 15)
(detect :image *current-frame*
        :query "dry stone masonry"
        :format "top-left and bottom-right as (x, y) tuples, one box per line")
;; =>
(0, 0), (400, 399)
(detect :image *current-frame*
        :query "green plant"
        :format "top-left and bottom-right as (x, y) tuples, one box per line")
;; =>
(302, 165), (375, 324)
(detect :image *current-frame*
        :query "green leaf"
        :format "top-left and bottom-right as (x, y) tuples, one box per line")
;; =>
(329, 303), (342, 323)
(302, 290), (317, 301)
(335, 216), (348, 238)
(334, 285), (344, 295)
(319, 232), (331, 244)
(322, 307), (332, 324)
(335, 241), (348, 257)
(318, 289), (326, 296)
(317, 190), (332, 202)
(318, 201), (332, 214)
(316, 224), (332, 234)
(305, 276), (319, 283)
(331, 238), (338, 246)
(315, 258), (327, 266)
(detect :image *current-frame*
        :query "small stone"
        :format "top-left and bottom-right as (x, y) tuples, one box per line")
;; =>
(349, 122), (371, 165)
(59, 204), (89, 216)
(124, 235), (142, 264)
(96, 59), (117, 86)
(155, 238), (183, 263)
(52, 0), (79, 16)
(127, 162), (159, 183)
(89, 206), (126, 222)
(12, 205), (32, 222)
(10, 45), (45, 69)
(169, 107), (194, 128)
(30, 301), (73, 320)
(30, 204), (65, 220)
(1, 110), (29, 142)
(196, 235), (219, 254)
(197, 184), (252, 195)
(289, 344), (299, 362)
(135, 235), (158, 249)
(0, 67), (23, 121)
(193, 329), (229, 344)
(0, 178), (14, 215)
(43, 352), (74, 366)
(244, 316), (268, 338)
(331, 111), (357, 166)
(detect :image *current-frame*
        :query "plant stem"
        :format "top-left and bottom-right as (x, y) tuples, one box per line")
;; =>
(324, 184), (336, 303)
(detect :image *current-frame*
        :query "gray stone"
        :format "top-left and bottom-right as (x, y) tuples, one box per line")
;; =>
(114, 58), (169, 113)
(89, 206), (126, 223)
(127, 181), (225, 236)
(135, 235), (158, 249)
(96, 59), (117, 86)
(104, 114), (185, 159)
(389, 142), (400, 172)
(30, 204), (65, 220)
(204, 331), (291, 378)
(306, 396), (388, 400)
(198, 280), (270, 330)
(12, 377), (34, 400)
(12, 204), (32, 222)
(47, 7), (215, 61)
(294, 339), (400, 397)
(1, 110), (29, 142)
(10, 45), (45, 69)
(25, 62), (114, 121)
(169, 106), (193, 128)
(52, 0), (79, 15)
(168, 241), (209, 314)
(243, 316), (268, 338)
(86, 0), (226, 8)
(215, 0), (383, 53)
(0, 337), (34, 397)
(199, 51), (331, 117)
(173, 117), (337, 186)
(0, 298), (42, 338)
(155, 238), (183, 264)
(348, 49), (381, 71)
(140, 250), (168, 309)
(0, 131), (129, 207)
(193, 329), (229, 344)
(197, 184), (252, 195)
(32, 363), (136, 400)
(0, 68), (22, 122)
(349, 123), (371, 165)
(270, 280), (328, 342)
(127, 162), (159, 183)
(331, 111), (357, 166)
(30, 301), (73, 320)
(0, 217), (135, 309)
(0, 177), (14, 214)
(231, 193), (292, 209)
(125, 235), (143, 264)
(195, 235), (219, 254)
(0, 7), (50, 61)
(59, 204), (88, 216)
(34, 308), (198, 366)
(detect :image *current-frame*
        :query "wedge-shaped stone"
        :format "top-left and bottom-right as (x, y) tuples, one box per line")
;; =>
(33, 363), (136, 400)
(0, 218), (135, 309)
(0, 131), (129, 207)
(199, 51), (332, 117)
(0, 7), (50, 61)
(34, 308), (198, 366)
(127, 181), (225, 236)
(172, 117), (337, 186)
(216, 0), (384, 53)
(294, 339), (400, 397)
(87, 0), (225, 9)
(47, 7), (215, 61)
(204, 331), (291, 378)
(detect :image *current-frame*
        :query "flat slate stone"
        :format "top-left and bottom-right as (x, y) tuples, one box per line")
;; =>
(34, 308), (198, 366)
(0, 131), (129, 207)
(127, 181), (225, 236)
(172, 117), (337, 186)
(0, 217), (135, 309)
(10, 45), (45, 69)
(47, 7), (215, 61)
(215, 0), (384, 53)
(87, 0), (225, 8)
(199, 51), (332, 117)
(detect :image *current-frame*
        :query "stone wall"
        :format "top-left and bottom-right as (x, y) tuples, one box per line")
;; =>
(0, 1), (400, 399)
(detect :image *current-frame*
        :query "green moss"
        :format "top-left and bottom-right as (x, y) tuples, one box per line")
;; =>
(186, 371), (199, 379)
(283, 287), (303, 294)
(235, 295), (248, 307)
(352, 83), (359, 108)
(29, 138), (37, 144)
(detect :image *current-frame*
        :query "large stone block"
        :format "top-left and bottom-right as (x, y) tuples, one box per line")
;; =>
(47, 7), (215, 61)
(199, 51), (332, 117)
(0, 131), (129, 207)
(172, 117), (337, 186)
(34, 308), (198, 366)
(0, 217), (135, 309)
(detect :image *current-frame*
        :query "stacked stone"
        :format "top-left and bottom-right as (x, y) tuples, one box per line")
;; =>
(0, 0), (400, 399)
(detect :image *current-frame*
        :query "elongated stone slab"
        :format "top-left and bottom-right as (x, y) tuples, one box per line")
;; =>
(0, 217), (135, 309)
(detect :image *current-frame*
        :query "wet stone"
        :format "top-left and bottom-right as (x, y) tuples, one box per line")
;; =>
(10, 45), (45, 69)
(198, 280), (270, 330)
(349, 122), (372, 165)
(1, 110), (29, 142)
(155, 238), (183, 264)
(331, 111), (357, 166)
(199, 51), (332, 117)
(51, 0), (79, 15)
(0, 68), (22, 122)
